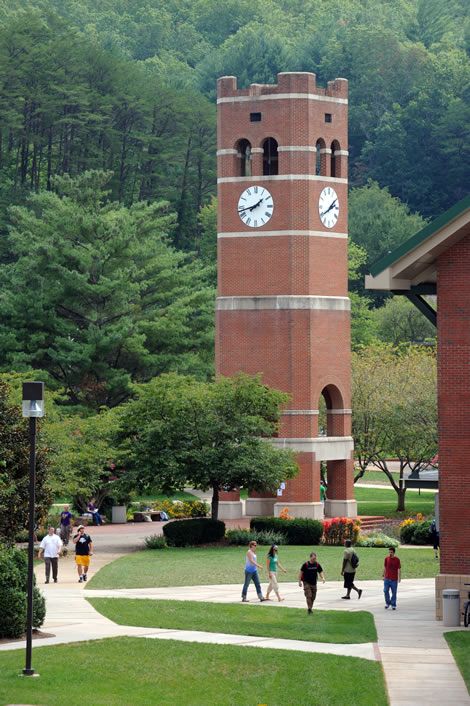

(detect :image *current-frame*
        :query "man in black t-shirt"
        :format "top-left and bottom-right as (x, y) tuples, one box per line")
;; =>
(299, 552), (325, 614)
(73, 525), (94, 583)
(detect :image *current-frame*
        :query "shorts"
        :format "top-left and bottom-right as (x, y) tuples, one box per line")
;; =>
(343, 572), (356, 589)
(75, 555), (91, 567)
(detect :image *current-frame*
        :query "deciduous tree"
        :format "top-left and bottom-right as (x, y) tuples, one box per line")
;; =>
(116, 373), (298, 519)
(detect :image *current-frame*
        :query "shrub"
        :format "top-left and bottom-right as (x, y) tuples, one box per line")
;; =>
(163, 518), (225, 547)
(144, 534), (168, 550)
(410, 520), (432, 545)
(399, 516), (432, 545)
(250, 517), (323, 545)
(134, 499), (210, 519)
(399, 521), (416, 544)
(0, 546), (46, 638)
(225, 528), (287, 546)
(355, 532), (399, 548)
(322, 517), (361, 545)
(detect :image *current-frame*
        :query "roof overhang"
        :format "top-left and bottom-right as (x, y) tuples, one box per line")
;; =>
(365, 195), (470, 293)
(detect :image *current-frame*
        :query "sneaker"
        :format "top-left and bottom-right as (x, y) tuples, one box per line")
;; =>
(385, 605), (389, 609)
(341, 596), (351, 600)
(308, 608), (313, 614)
(45, 580), (49, 584)
(242, 598), (249, 602)
(358, 589), (363, 600)
(54, 579), (58, 583)
(392, 606), (396, 611)
(78, 576), (83, 583)
(259, 597), (265, 602)
(83, 574), (87, 581)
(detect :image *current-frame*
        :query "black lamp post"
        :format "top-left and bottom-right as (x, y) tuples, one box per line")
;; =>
(21, 381), (45, 678)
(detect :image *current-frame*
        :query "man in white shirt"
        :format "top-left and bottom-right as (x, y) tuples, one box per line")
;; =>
(38, 526), (63, 584)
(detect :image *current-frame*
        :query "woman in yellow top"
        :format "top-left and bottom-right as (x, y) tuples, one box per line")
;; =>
(265, 544), (287, 601)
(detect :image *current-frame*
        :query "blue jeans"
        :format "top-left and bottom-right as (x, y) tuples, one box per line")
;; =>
(384, 578), (398, 607)
(242, 570), (263, 599)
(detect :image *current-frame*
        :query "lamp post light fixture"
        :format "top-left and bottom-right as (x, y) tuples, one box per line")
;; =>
(21, 381), (45, 678)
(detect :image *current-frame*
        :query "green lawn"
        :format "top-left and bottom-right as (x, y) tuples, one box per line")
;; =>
(87, 544), (438, 590)
(88, 598), (377, 644)
(355, 486), (436, 517)
(356, 470), (399, 485)
(445, 631), (470, 693)
(0, 638), (387, 706)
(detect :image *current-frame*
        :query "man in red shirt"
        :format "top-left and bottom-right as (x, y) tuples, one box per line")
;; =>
(383, 547), (401, 610)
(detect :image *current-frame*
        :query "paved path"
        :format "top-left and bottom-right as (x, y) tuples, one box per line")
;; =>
(1, 525), (468, 706)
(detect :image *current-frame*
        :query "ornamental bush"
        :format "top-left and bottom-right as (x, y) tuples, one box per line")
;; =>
(163, 518), (225, 547)
(225, 528), (287, 546)
(0, 546), (46, 639)
(250, 517), (323, 545)
(355, 531), (399, 548)
(144, 534), (168, 550)
(322, 517), (361, 545)
(132, 499), (209, 520)
(399, 515), (432, 545)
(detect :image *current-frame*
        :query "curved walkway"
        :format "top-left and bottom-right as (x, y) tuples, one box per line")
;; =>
(1, 524), (468, 706)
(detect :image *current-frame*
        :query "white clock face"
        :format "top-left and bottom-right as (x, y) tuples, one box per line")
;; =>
(238, 186), (274, 227)
(318, 187), (339, 228)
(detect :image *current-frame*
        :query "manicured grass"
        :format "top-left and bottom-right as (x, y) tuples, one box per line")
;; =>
(356, 470), (399, 485)
(87, 545), (438, 590)
(88, 598), (377, 644)
(0, 637), (387, 706)
(445, 631), (470, 692)
(355, 486), (435, 517)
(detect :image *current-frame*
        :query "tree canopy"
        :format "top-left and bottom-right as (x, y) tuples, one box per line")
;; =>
(115, 373), (299, 519)
(0, 171), (215, 407)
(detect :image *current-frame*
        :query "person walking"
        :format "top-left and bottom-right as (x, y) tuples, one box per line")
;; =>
(38, 526), (63, 584)
(73, 525), (94, 583)
(383, 546), (401, 610)
(430, 518), (440, 559)
(241, 541), (265, 603)
(320, 480), (327, 506)
(341, 539), (362, 600)
(298, 552), (325, 614)
(265, 544), (287, 601)
(59, 504), (73, 546)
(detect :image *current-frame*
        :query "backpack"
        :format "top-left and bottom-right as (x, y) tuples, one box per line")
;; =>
(351, 551), (359, 569)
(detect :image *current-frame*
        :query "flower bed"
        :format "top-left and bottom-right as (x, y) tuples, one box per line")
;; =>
(322, 517), (361, 545)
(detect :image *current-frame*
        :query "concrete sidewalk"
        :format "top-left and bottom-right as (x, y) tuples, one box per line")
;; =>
(1, 533), (468, 706)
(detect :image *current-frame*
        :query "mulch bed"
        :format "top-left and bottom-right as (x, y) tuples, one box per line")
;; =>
(0, 629), (55, 645)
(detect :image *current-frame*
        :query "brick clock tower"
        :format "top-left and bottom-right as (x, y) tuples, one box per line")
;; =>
(216, 72), (357, 520)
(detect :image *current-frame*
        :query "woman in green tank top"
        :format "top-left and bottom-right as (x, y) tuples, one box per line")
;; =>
(265, 544), (287, 601)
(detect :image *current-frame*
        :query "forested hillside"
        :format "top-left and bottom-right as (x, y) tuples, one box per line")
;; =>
(0, 0), (468, 403)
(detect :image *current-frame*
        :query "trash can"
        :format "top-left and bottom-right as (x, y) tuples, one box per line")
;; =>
(111, 505), (127, 524)
(442, 589), (460, 626)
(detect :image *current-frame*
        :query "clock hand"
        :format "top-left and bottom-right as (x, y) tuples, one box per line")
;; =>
(248, 197), (263, 211)
(321, 199), (337, 217)
(239, 197), (263, 214)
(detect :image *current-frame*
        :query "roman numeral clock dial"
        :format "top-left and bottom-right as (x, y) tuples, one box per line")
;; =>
(318, 186), (339, 228)
(238, 186), (274, 228)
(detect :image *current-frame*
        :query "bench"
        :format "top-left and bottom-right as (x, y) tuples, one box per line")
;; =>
(133, 511), (163, 523)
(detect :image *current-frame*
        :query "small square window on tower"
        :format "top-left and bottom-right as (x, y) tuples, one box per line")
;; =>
(325, 113), (332, 123)
(250, 112), (262, 122)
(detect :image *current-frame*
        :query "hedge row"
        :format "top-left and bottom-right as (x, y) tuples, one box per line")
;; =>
(163, 518), (225, 547)
(250, 517), (323, 545)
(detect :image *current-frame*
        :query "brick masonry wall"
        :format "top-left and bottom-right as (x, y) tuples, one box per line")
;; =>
(437, 233), (470, 574)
